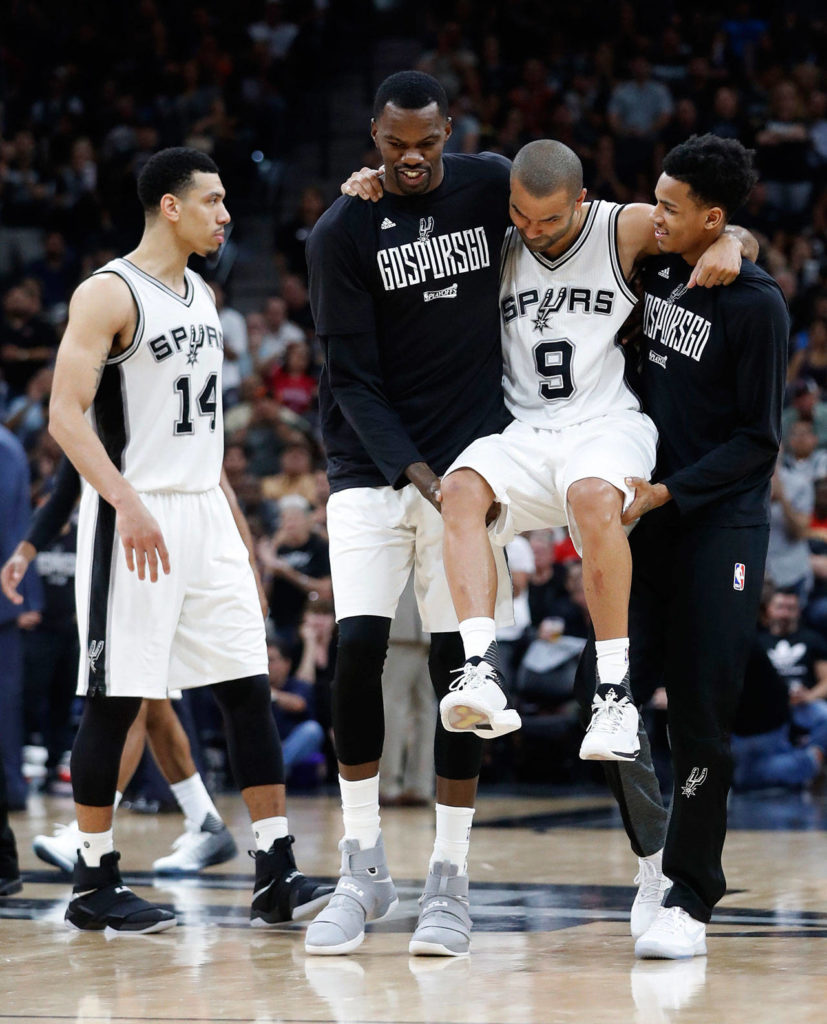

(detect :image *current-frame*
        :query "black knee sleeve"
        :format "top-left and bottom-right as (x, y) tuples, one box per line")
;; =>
(210, 675), (284, 788)
(71, 695), (143, 806)
(333, 616), (390, 766)
(429, 632), (483, 781)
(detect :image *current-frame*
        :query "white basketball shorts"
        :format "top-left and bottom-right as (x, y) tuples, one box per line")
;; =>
(327, 482), (514, 632)
(445, 409), (659, 553)
(75, 485), (267, 698)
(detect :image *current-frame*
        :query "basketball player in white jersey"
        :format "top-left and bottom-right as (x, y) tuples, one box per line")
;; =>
(437, 140), (754, 763)
(48, 147), (331, 934)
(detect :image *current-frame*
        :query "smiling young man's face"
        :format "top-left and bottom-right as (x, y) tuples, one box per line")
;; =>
(371, 102), (451, 196)
(650, 174), (724, 264)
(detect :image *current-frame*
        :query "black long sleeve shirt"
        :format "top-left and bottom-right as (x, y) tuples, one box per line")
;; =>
(638, 255), (789, 527)
(307, 153), (513, 492)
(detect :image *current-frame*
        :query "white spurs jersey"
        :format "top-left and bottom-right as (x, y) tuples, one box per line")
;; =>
(89, 258), (224, 492)
(499, 200), (640, 429)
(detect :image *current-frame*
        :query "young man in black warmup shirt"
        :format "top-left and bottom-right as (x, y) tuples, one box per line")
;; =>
(579, 135), (789, 959)
(305, 71), (516, 957)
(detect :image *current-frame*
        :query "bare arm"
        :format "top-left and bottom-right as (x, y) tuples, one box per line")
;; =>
(49, 275), (170, 582)
(220, 467), (268, 617)
(0, 540), (37, 604)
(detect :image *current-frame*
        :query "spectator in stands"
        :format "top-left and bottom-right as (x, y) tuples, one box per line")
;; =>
(759, 589), (827, 739)
(267, 635), (324, 778)
(788, 318), (827, 390)
(23, 231), (79, 321)
(258, 495), (331, 646)
(255, 295), (305, 376)
(768, 457), (815, 599)
(261, 439), (317, 506)
(212, 282), (249, 409)
(275, 185), (326, 277)
(607, 56), (673, 182)
(0, 284), (58, 399)
(783, 378), (827, 446)
(755, 80), (814, 225)
(731, 641), (827, 792)
(267, 340), (317, 418)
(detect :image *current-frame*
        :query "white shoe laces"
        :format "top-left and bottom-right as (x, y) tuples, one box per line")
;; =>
(634, 859), (669, 903)
(588, 688), (632, 734)
(448, 661), (496, 692)
(654, 906), (692, 934)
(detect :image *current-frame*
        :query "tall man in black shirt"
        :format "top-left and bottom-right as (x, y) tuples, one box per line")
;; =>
(305, 71), (516, 957)
(607, 136), (789, 959)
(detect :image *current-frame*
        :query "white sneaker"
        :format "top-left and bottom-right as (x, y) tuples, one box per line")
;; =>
(152, 816), (238, 875)
(579, 679), (640, 761)
(635, 906), (707, 959)
(440, 659), (521, 739)
(630, 854), (672, 939)
(32, 821), (81, 873)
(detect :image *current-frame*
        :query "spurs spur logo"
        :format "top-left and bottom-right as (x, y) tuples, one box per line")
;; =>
(88, 639), (104, 674)
(681, 767), (708, 797)
(418, 216), (434, 243)
(186, 324), (206, 366)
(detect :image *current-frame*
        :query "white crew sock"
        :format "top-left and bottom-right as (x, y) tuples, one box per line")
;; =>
(595, 637), (630, 688)
(78, 828), (114, 868)
(340, 774), (381, 850)
(252, 816), (289, 851)
(170, 773), (221, 829)
(430, 803), (475, 875)
(459, 617), (497, 661)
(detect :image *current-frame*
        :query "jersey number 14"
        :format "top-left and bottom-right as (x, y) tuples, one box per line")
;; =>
(174, 372), (218, 434)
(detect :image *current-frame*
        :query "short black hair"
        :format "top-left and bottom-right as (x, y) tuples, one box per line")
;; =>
(136, 147), (219, 213)
(512, 140), (583, 199)
(661, 134), (757, 220)
(372, 70), (449, 120)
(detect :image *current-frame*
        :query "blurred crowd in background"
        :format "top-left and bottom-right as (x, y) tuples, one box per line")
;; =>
(3, 0), (827, 811)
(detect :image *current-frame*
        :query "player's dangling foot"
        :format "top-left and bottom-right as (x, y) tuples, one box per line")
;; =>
(33, 820), (81, 873)
(409, 861), (472, 957)
(65, 851), (176, 935)
(152, 814), (238, 875)
(249, 834), (334, 926)
(440, 645), (521, 739)
(305, 834), (398, 955)
(579, 673), (640, 761)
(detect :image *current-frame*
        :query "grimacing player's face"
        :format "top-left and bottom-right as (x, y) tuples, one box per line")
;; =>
(508, 177), (586, 255)
(371, 102), (451, 196)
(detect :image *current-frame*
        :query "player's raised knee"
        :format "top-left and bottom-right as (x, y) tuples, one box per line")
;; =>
(567, 477), (623, 530)
(440, 469), (494, 522)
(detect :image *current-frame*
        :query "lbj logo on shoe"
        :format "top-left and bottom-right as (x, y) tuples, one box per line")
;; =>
(733, 563), (745, 591)
(681, 767), (708, 798)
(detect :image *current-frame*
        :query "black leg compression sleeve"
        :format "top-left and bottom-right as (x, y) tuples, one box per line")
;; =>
(429, 632), (483, 781)
(210, 675), (284, 789)
(333, 616), (390, 766)
(71, 695), (143, 807)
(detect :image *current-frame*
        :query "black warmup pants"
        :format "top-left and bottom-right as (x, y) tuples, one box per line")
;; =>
(576, 506), (769, 923)
(0, 752), (19, 879)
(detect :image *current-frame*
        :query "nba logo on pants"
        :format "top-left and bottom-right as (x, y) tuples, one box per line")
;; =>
(733, 563), (745, 591)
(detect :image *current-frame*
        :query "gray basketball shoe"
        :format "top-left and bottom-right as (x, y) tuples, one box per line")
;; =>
(305, 834), (398, 955)
(408, 861), (472, 956)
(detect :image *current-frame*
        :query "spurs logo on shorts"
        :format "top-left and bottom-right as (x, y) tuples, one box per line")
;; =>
(88, 639), (104, 674)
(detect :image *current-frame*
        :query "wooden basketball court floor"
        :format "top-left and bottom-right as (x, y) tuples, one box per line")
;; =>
(2, 788), (827, 1024)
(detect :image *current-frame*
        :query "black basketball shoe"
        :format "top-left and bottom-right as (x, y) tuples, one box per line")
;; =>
(65, 851), (176, 935)
(250, 834), (334, 926)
